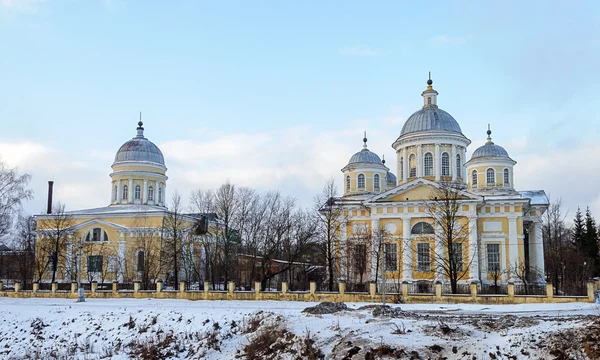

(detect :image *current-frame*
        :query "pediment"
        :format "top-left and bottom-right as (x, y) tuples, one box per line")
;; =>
(69, 219), (128, 232)
(364, 179), (481, 204)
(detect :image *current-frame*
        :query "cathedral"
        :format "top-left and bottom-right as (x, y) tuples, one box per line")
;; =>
(334, 78), (548, 287)
(35, 120), (216, 285)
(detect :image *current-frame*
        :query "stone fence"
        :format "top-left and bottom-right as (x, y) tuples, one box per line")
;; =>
(1, 280), (598, 304)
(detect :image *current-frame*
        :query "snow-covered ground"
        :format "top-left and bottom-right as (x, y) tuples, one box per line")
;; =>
(0, 298), (598, 359)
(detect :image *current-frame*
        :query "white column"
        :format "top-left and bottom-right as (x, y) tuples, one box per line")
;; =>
(403, 147), (409, 182)
(435, 224), (444, 282)
(508, 216), (519, 281)
(402, 217), (412, 281)
(128, 179), (133, 203)
(163, 183), (167, 205)
(435, 144), (441, 181)
(468, 215), (480, 282)
(370, 218), (380, 281)
(156, 180), (160, 205)
(339, 222), (347, 281)
(417, 145), (422, 178)
(117, 240), (126, 282)
(143, 179), (148, 204)
(462, 149), (467, 180)
(533, 220), (545, 283)
(451, 145), (457, 181)
(117, 180), (121, 205)
(65, 242), (73, 280)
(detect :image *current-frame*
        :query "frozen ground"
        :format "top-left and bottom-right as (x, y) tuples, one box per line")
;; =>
(0, 298), (598, 359)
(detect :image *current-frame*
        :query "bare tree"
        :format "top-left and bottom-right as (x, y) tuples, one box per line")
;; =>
(36, 203), (76, 283)
(315, 179), (347, 291)
(0, 162), (33, 239)
(415, 182), (474, 294)
(12, 214), (36, 287)
(511, 261), (543, 295)
(161, 192), (187, 286)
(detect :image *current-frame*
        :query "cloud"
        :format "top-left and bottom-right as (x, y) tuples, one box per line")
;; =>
(340, 46), (391, 57)
(429, 35), (469, 47)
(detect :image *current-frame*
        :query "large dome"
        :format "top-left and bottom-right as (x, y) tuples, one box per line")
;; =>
(400, 108), (462, 136)
(113, 121), (165, 166)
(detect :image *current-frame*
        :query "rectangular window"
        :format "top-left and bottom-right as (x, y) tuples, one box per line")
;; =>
(137, 251), (145, 272)
(417, 243), (430, 272)
(451, 242), (463, 272)
(486, 244), (500, 272)
(87, 255), (103, 273)
(352, 244), (367, 274)
(107, 255), (116, 273)
(384, 243), (397, 271)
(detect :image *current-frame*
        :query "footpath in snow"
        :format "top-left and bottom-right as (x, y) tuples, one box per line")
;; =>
(0, 298), (598, 359)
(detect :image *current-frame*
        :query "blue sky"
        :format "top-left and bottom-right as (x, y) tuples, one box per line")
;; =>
(1, 0), (599, 218)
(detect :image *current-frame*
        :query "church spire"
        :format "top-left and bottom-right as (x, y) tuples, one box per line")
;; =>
(362, 131), (368, 150)
(422, 72), (439, 109)
(136, 112), (145, 138)
(486, 124), (493, 144)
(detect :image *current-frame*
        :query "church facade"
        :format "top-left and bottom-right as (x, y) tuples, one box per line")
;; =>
(334, 78), (548, 287)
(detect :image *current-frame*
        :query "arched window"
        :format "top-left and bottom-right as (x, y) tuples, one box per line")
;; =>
(148, 186), (154, 201)
(441, 152), (450, 176)
(357, 174), (365, 189)
(411, 222), (435, 235)
(113, 186), (117, 201)
(374, 174), (380, 190)
(472, 170), (478, 186)
(503, 168), (510, 185)
(486, 168), (495, 185)
(134, 185), (141, 200)
(137, 250), (144, 272)
(424, 153), (433, 176)
(346, 176), (350, 191)
(409, 154), (417, 178)
(400, 157), (404, 179)
(85, 228), (108, 242)
(122, 185), (128, 200)
(158, 186), (163, 203)
(456, 154), (461, 177)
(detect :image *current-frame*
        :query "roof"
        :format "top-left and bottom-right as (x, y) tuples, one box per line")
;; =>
(0, 244), (11, 252)
(471, 142), (510, 159)
(519, 190), (549, 206)
(114, 137), (165, 166)
(400, 107), (462, 136)
(386, 171), (397, 184)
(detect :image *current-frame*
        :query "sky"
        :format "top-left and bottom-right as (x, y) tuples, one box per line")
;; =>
(1, 0), (599, 219)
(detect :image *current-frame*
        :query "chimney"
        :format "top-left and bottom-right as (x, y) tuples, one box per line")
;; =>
(47, 181), (54, 215)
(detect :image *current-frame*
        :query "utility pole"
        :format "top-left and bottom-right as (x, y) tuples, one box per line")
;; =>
(76, 238), (85, 302)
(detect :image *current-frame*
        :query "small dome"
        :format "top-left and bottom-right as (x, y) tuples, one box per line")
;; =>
(471, 143), (510, 159)
(348, 149), (382, 164)
(113, 121), (165, 166)
(386, 171), (397, 184)
(401, 108), (462, 136)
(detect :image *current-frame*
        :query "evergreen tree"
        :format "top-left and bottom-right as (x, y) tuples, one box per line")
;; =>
(572, 207), (585, 249)
(583, 207), (600, 275)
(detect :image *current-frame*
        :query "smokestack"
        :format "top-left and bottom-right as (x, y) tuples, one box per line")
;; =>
(47, 181), (54, 215)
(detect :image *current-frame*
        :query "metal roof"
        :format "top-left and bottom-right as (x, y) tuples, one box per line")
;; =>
(519, 190), (549, 206)
(400, 107), (462, 136)
(386, 171), (397, 184)
(471, 142), (510, 160)
(348, 149), (382, 165)
(114, 137), (165, 166)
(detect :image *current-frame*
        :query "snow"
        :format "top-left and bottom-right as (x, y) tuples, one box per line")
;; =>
(0, 298), (597, 359)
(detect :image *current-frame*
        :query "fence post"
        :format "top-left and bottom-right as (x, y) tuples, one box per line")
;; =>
(134, 281), (140, 293)
(595, 279), (600, 291)
(588, 281), (595, 302)
(112, 281), (118, 294)
(14, 281), (20, 292)
(435, 281), (442, 300)
(281, 282), (288, 295)
(370, 282), (376, 297)
(72, 282), (78, 294)
(338, 282), (345, 301)
(401, 282), (409, 298)
(309, 282), (316, 296)
(32, 282), (39, 293)
(203, 282), (209, 299)
(470, 282), (478, 299)
(179, 281), (186, 294)
(507, 282), (515, 298)
(51, 282), (58, 293)
(228, 281), (235, 297)
(546, 283), (554, 300)
(0, 281), (3, 291)
(156, 281), (163, 293)
(91, 281), (97, 294)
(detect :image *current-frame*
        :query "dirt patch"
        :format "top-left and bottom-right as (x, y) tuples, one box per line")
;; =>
(303, 302), (351, 315)
(421, 320), (470, 339)
(543, 318), (600, 359)
(357, 305), (414, 318)
(473, 315), (539, 331)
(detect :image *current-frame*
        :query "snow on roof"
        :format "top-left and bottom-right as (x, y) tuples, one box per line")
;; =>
(519, 190), (549, 206)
